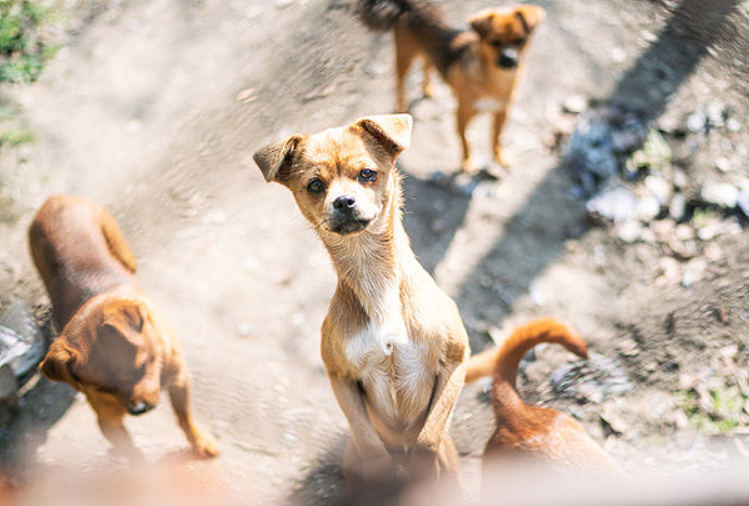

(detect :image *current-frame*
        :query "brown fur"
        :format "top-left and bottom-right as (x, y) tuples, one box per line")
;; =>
(358, 0), (545, 171)
(254, 114), (469, 491)
(29, 195), (219, 462)
(465, 318), (625, 475)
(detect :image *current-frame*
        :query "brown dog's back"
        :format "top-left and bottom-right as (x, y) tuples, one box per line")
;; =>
(466, 318), (624, 474)
(29, 195), (138, 328)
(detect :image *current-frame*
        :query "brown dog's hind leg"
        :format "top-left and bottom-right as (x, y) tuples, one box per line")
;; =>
(168, 374), (220, 458)
(99, 207), (137, 273)
(492, 109), (509, 167)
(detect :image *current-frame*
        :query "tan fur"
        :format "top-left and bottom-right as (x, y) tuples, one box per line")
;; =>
(30, 195), (219, 462)
(254, 114), (469, 490)
(465, 318), (625, 476)
(362, 1), (545, 171)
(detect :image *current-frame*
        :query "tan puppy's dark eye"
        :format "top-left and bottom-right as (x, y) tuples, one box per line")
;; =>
(489, 39), (502, 48)
(359, 168), (377, 182)
(307, 178), (325, 194)
(514, 37), (526, 45)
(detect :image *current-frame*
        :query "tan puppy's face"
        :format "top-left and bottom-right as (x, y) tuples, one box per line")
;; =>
(40, 299), (163, 416)
(254, 114), (413, 236)
(469, 5), (546, 70)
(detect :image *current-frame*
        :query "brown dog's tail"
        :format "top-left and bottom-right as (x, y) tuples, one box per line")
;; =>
(465, 318), (588, 388)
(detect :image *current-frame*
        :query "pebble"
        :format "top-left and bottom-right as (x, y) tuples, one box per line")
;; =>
(616, 220), (643, 243)
(562, 94), (587, 114)
(700, 182), (739, 208)
(681, 258), (707, 288)
(737, 191), (749, 218)
(669, 193), (687, 221)
(586, 186), (638, 222)
(236, 323), (251, 337)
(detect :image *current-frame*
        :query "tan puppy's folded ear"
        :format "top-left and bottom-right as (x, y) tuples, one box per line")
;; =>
(253, 134), (304, 183)
(514, 5), (546, 34)
(351, 113), (413, 157)
(40, 341), (77, 385)
(468, 10), (495, 38)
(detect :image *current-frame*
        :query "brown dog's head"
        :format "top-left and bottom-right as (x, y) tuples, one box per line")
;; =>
(253, 114), (412, 237)
(40, 297), (163, 416)
(468, 5), (546, 70)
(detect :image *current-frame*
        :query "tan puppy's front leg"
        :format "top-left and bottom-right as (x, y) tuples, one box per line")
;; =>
(329, 375), (392, 486)
(411, 362), (466, 480)
(168, 372), (220, 458)
(492, 109), (509, 167)
(90, 396), (143, 462)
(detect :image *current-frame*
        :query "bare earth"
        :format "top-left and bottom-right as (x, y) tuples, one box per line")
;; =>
(0, 0), (748, 504)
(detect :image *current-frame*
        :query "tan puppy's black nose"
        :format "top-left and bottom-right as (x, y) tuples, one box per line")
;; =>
(333, 195), (356, 211)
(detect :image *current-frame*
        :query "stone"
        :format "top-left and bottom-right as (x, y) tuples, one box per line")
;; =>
(700, 182), (739, 208)
(587, 186), (638, 222)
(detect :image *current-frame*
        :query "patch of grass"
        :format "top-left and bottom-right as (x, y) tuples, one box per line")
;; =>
(0, 127), (35, 145)
(0, 0), (52, 83)
(682, 384), (749, 435)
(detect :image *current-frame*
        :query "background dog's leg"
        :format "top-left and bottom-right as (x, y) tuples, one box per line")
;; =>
(492, 109), (509, 167)
(168, 374), (220, 458)
(99, 207), (138, 273)
(394, 27), (417, 112)
(422, 58), (434, 98)
(456, 105), (476, 172)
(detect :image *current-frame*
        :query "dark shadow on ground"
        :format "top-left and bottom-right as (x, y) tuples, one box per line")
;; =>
(0, 376), (76, 472)
(451, 0), (743, 352)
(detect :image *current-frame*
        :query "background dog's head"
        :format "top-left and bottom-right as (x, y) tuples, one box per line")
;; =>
(469, 5), (546, 70)
(40, 296), (163, 416)
(253, 114), (413, 237)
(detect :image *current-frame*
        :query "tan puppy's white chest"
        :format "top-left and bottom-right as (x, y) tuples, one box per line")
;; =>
(345, 319), (431, 424)
(473, 96), (508, 112)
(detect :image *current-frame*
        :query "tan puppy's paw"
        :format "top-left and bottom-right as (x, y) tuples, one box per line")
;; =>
(191, 431), (221, 458)
(494, 147), (510, 168)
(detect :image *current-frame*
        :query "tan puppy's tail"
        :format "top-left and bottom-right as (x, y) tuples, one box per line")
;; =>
(465, 318), (588, 387)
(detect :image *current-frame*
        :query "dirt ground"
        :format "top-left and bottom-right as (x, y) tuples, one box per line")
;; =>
(0, 0), (748, 504)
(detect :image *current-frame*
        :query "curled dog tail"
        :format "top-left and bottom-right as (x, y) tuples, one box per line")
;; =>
(465, 318), (588, 388)
(355, 0), (412, 31)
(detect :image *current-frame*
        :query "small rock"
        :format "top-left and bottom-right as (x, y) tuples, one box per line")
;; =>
(657, 256), (680, 282)
(669, 193), (687, 221)
(616, 220), (643, 243)
(700, 182), (739, 208)
(687, 110), (707, 133)
(236, 323), (251, 338)
(726, 118), (741, 132)
(705, 242), (723, 262)
(587, 186), (638, 222)
(737, 191), (749, 218)
(636, 195), (662, 222)
(715, 157), (734, 173)
(616, 339), (640, 357)
(706, 101), (726, 128)
(644, 175), (672, 204)
(610, 47), (627, 64)
(562, 94), (587, 114)
(681, 258), (707, 287)
(600, 404), (629, 434)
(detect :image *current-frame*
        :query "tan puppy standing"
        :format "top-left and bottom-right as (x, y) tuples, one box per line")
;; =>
(357, 0), (545, 171)
(253, 114), (469, 489)
(29, 195), (219, 462)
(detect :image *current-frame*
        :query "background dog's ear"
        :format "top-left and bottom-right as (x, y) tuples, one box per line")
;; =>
(253, 135), (304, 183)
(352, 114), (413, 158)
(514, 5), (546, 34)
(39, 341), (77, 385)
(468, 10), (495, 38)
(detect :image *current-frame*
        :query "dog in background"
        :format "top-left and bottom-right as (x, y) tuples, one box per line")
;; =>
(253, 114), (469, 492)
(357, 0), (545, 172)
(29, 195), (220, 462)
(465, 318), (625, 475)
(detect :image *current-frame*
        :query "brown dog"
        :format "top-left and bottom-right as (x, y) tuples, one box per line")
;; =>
(29, 195), (220, 461)
(357, 0), (545, 171)
(465, 318), (625, 475)
(253, 114), (469, 490)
